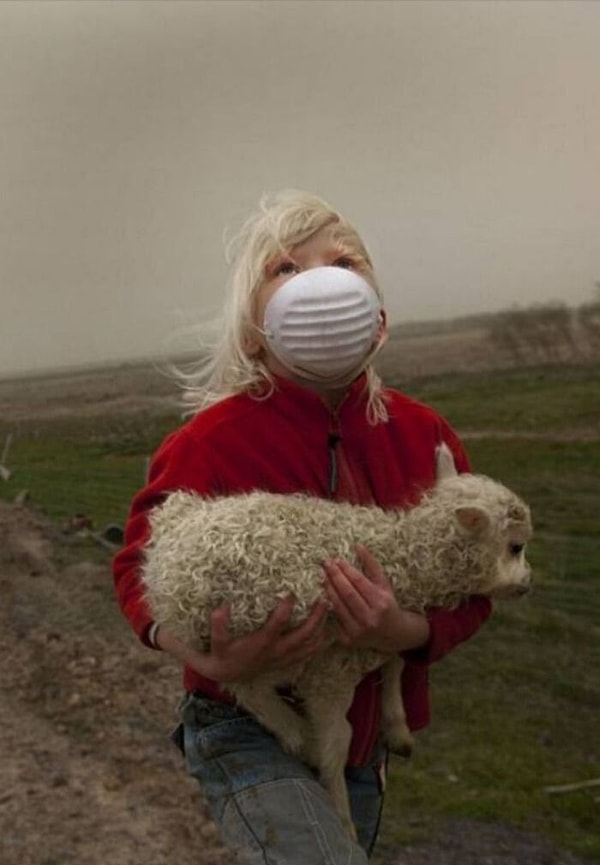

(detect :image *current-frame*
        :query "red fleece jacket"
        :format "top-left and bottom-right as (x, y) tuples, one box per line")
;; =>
(112, 374), (491, 766)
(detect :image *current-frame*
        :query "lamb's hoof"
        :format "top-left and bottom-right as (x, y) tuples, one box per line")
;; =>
(279, 721), (311, 761)
(389, 741), (413, 759)
(383, 729), (414, 758)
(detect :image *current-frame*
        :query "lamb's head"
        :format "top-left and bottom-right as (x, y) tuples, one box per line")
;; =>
(434, 473), (533, 600)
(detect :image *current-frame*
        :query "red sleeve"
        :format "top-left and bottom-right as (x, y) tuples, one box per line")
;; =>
(403, 595), (492, 666)
(112, 426), (218, 648)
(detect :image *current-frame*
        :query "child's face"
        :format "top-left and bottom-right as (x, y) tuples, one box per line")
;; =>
(247, 225), (384, 382)
(252, 225), (373, 340)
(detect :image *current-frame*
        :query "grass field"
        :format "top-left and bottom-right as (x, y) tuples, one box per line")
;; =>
(1, 362), (599, 859)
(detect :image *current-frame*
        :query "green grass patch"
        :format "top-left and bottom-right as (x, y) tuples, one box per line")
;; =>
(0, 412), (180, 528)
(395, 363), (600, 434)
(464, 438), (600, 539)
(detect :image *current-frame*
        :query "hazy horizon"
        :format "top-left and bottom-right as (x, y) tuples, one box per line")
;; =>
(2, 0), (599, 376)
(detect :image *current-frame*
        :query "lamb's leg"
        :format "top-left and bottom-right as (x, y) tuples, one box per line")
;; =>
(229, 677), (309, 758)
(301, 680), (358, 841)
(380, 657), (413, 757)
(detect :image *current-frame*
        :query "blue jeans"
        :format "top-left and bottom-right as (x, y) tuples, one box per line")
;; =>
(176, 692), (386, 864)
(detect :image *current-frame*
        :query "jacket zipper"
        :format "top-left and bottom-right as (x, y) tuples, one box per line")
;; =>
(327, 418), (341, 496)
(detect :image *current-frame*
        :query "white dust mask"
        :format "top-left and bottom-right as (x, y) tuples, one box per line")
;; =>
(261, 266), (384, 387)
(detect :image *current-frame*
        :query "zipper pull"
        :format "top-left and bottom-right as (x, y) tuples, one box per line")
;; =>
(328, 432), (341, 495)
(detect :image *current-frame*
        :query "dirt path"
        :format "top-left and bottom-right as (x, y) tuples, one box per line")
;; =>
(0, 501), (228, 865)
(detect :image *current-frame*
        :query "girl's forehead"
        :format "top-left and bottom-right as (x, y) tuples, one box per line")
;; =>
(266, 225), (358, 261)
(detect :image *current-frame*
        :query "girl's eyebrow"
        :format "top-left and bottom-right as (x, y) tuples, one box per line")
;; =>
(332, 247), (364, 263)
(264, 253), (295, 275)
(331, 237), (361, 255)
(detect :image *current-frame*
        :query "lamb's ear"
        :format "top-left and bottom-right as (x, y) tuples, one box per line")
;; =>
(436, 442), (458, 481)
(455, 505), (490, 534)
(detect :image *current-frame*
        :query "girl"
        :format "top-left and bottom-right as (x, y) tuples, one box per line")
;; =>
(113, 190), (491, 864)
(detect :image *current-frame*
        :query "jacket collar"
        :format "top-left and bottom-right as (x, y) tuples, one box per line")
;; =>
(266, 371), (370, 419)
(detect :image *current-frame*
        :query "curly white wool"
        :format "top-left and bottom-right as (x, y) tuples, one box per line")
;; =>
(143, 472), (531, 650)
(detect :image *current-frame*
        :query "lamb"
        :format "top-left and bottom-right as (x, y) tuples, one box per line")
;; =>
(142, 444), (532, 837)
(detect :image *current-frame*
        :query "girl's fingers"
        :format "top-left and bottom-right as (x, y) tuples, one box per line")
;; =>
(212, 595), (330, 672)
(277, 599), (329, 653)
(274, 628), (330, 667)
(324, 559), (371, 619)
(355, 544), (387, 585)
(262, 593), (296, 637)
(209, 604), (233, 648)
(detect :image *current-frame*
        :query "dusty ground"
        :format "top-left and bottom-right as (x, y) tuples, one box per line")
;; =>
(0, 500), (230, 865)
(0, 349), (596, 864)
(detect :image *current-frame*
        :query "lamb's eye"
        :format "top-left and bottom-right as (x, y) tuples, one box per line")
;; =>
(509, 543), (524, 556)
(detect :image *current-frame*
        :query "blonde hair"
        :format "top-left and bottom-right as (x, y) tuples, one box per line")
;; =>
(176, 190), (389, 423)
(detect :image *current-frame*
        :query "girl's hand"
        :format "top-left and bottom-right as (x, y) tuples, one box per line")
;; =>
(155, 596), (330, 683)
(322, 545), (430, 653)
(207, 595), (330, 682)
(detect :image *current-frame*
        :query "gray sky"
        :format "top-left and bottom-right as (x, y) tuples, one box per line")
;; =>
(1, 0), (599, 376)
